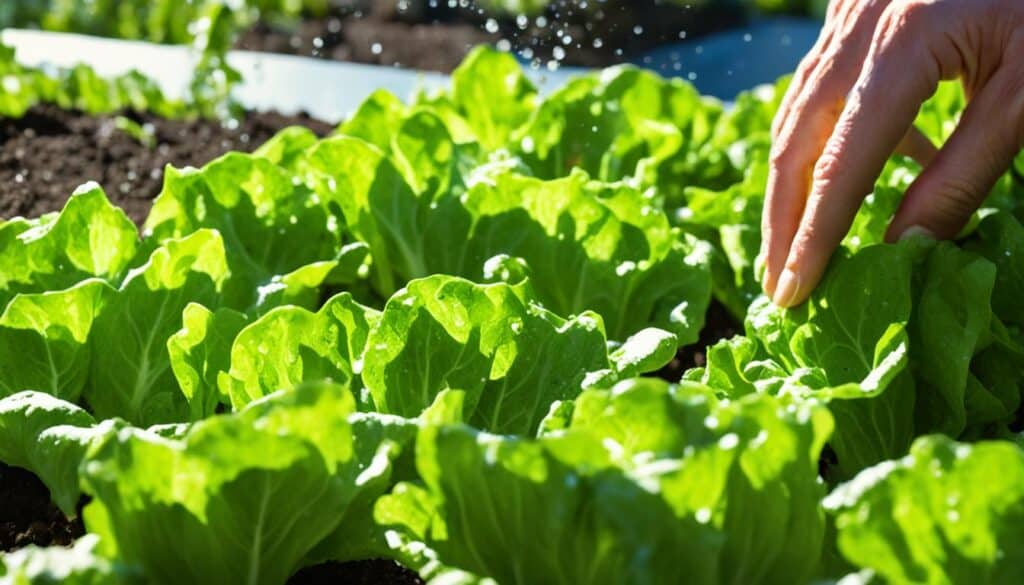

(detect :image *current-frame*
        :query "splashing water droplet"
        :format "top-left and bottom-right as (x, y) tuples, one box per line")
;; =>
(718, 433), (740, 450)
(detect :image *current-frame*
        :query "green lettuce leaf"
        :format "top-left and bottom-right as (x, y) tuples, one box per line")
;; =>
(225, 292), (379, 410)
(379, 379), (831, 585)
(183, 272), (674, 436)
(306, 410), (420, 564)
(964, 212), (1024, 327)
(0, 280), (114, 402)
(826, 435), (1024, 584)
(252, 126), (321, 171)
(726, 239), (1000, 476)
(607, 327), (679, 380)
(0, 183), (137, 310)
(678, 158), (768, 318)
(338, 89), (407, 152)
(514, 65), (721, 207)
(910, 241), (996, 435)
(145, 153), (366, 312)
(915, 82), (965, 145)
(463, 170), (713, 343)
(167, 303), (249, 421)
(85, 229), (230, 425)
(81, 381), (392, 585)
(449, 47), (537, 151)
(301, 135), (446, 296)
(0, 391), (118, 514)
(363, 275), (610, 435)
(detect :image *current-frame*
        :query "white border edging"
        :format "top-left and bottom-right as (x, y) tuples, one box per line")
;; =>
(1, 29), (586, 122)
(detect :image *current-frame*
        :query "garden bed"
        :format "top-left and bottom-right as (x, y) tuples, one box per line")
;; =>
(0, 102), (428, 584)
(0, 464), (83, 551)
(0, 61), (743, 578)
(0, 462), (422, 583)
(0, 104), (333, 224)
(235, 0), (746, 72)
(3, 8), (1024, 582)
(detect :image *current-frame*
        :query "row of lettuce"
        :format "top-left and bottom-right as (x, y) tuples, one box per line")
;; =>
(0, 25), (237, 119)
(1, 0), (819, 47)
(2, 47), (1024, 584)
(1, 0), (325, 46)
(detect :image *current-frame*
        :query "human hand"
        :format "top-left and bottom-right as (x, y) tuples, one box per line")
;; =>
(761, 0), (1024, 308)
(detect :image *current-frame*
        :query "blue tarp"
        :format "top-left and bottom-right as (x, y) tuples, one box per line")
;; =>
(634, 17), (822, 99)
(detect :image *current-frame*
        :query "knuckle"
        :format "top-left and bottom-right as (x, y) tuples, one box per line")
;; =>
(892, 0), (935, 29)
(768, 153), (790, 179)
(786, 226), (820, 270)
(789, 55), (823, 95)
(769, 139), (799, 173)
(876, 0), (934, 49)
(811, 148), (844, 186)
(931, 175), (984, 224)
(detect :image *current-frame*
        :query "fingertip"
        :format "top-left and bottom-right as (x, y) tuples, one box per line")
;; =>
(771, 267), (806, 308)
(771, 225), (838, 309)
(884, 221), (935, 244)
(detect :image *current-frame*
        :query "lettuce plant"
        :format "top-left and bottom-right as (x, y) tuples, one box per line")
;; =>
(378, 378), (831, 585)
(301, 134), (712, 344)
(0, 391), (117, 514)
(80, 382), (397, 585)
(690, 237), (1020, 479)
(179, 274), (678, 435)
(145, 152), (369, 313)
(826, 436), (1024, 584)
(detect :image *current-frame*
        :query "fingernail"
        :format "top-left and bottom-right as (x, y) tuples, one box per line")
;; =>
(772, 268), (802, 308)
(897, 225), (935, 241)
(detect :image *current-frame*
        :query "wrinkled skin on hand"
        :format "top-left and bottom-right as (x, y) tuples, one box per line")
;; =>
(761, 0), (1024, 307)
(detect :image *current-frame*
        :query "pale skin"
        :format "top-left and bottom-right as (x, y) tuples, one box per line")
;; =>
(761, 0), (1024, 308)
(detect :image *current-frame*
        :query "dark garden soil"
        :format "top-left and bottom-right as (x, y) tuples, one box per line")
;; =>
(0, 104), (334, 225)
(236, 0), (746, 73)
(656, 300), (742, 382)
(0, 461), (423, 583)
(289, 560), (424, 584)
(0, 463), (85, 551)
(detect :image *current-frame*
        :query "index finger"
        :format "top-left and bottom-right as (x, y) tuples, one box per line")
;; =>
(771, 4), (944, 308)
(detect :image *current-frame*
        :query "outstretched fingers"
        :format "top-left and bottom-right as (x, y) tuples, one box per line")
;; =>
(762, 0), (895, 298)
(772, 2), (945, 307)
